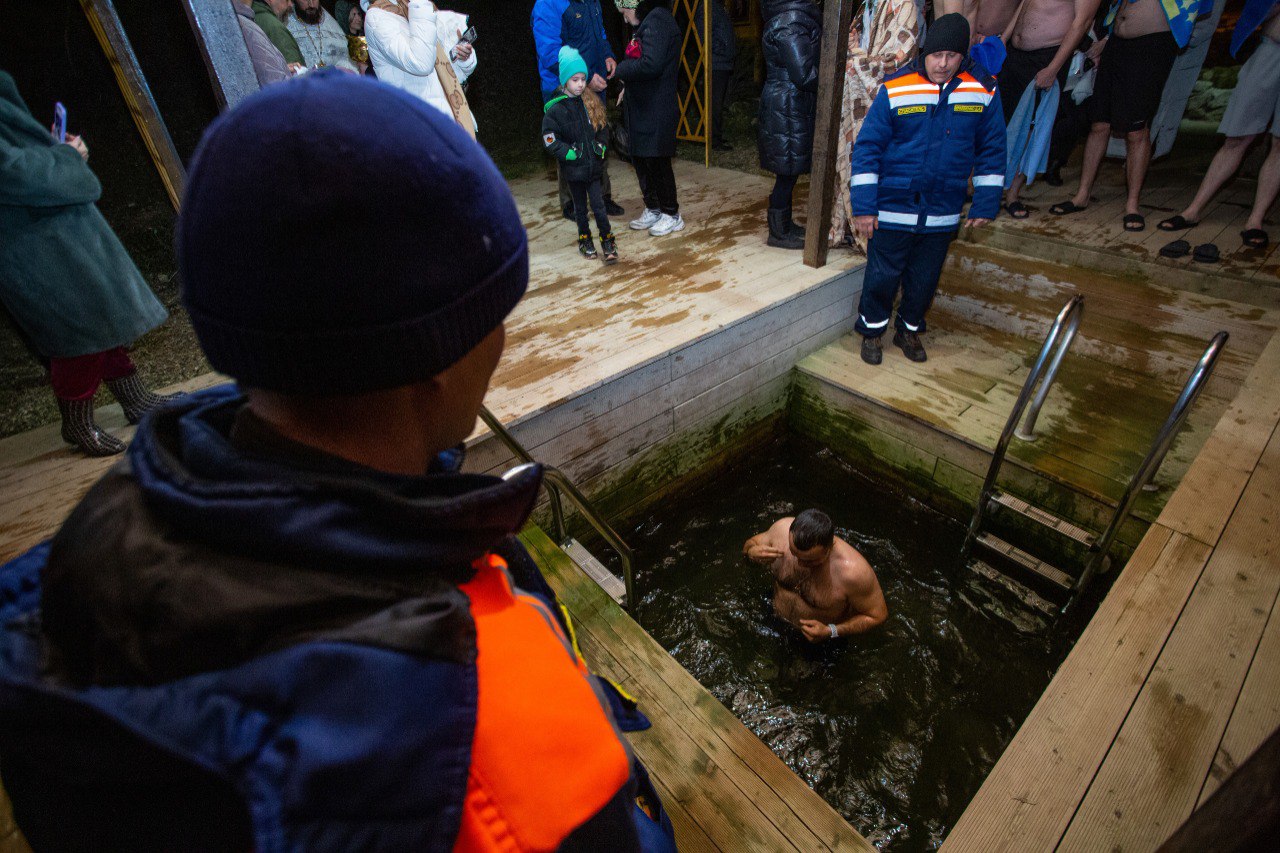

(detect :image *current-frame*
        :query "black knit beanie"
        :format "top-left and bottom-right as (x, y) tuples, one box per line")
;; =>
(921, 13), (970, 57)
(177, 71), (528, 396)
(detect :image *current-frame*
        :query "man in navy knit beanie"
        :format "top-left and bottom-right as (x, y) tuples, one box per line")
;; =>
(0, 71), (677, 851)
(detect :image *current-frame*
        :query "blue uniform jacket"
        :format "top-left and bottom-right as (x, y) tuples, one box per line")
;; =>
(532, 0), (614, 99)
(849, 59), (1006, 233)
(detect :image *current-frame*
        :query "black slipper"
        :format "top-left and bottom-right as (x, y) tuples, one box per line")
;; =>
(1159, 239), (1191, 259)
(1241, 229), (1270, 249)
(1004, 201), (1030, 219)
(1159, 214), (1199, 231)
(1049, 200), (1088, 216)
(1123, 213), (1145, 232)
(1193, 243), (1219, 264)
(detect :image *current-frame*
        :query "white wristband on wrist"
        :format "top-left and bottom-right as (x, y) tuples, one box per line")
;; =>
(828, 623), (838, 639)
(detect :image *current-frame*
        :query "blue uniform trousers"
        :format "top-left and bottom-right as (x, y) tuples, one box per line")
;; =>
(854, 228), (956, 338)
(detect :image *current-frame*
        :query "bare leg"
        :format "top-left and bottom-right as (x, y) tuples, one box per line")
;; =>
(1123, 127), (1152, 216)
(1004, 173), (1028, 206)
(1245, 135), (1280, 232)
(1179, 135), (1257, 222)
(1070, 122), (1111, 209)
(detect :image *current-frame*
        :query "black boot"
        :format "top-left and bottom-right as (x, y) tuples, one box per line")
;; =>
(767, 208), (804, 249)
(860, 335), (882, 365)
(58, 398), (127, 456)
(106, 373), (183, 423)
(783, 208), (806, 241)
(893, 329), (928, 362)
(578, 234), (597, 259)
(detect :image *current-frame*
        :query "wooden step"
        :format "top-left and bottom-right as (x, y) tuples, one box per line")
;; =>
(969, 559), (1058, 616)
(975, 532), (1074, 592)
(562, 537), (626, 604)
(989, 490), (1096, 547)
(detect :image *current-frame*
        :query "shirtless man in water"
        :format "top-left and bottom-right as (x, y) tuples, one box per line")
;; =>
(1052, 0), (1181, 230)
(999, 0), (1103, 217)
(743, 509), (888, 642)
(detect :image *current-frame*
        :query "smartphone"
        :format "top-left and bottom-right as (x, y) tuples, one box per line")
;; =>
(456, 26), (477, 46)
(52, 102), (67, 143)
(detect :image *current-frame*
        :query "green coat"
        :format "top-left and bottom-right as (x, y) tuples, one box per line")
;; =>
(252, 1), (306, 66)
(0, 71), (166, 358)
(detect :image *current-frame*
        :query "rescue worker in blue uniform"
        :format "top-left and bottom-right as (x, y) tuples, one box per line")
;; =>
(0, 72), (676, 852)
(849, 13), (1006, 364)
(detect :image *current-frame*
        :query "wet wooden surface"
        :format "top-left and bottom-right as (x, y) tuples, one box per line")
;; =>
(985, 143), (1280, 287)
(942, 330), (1280, 853)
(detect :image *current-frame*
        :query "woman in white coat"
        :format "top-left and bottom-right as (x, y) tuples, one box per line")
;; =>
(363, 1), (478, 136)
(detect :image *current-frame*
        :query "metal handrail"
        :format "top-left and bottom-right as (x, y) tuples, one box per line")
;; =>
(961, 295), (1084, 562)
(478, 407), (636, 608)
(1066, 331), (1229, 611)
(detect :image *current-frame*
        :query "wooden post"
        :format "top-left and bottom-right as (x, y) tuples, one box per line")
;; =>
(802, 0), (852, 269)
(79, 0), (187, 211)
(180, 0), (261, 112)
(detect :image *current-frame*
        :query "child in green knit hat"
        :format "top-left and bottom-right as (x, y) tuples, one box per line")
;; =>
(541, 46), (619, 264)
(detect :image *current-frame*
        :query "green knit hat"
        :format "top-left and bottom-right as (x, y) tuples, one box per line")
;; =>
(615, 0), (640, 9)
(558, 46), (589, 86)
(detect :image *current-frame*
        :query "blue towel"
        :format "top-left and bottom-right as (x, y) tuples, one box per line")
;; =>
(1004, 80), (1060, 189)
(1232, 0), (1278, 56)
(970, 34), (1007, 76)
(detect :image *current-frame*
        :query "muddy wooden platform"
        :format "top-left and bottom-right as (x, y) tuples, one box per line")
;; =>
(941, 314), (1280, 850)
(972, 142), (1280, 305)
(793, 243), (1277, 531)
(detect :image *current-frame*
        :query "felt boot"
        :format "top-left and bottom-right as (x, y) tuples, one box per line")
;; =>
(58, 397), (126, 456)
(767, 208), (803, 249)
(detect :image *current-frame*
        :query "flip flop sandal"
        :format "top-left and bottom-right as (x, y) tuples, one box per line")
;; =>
(1192, 243), (1220, 264)
(1123, 213), (1146, 232)
(1159, 239), (1191, 259)
(1049, 200), (1088, 216)
(1004, 201), (1030, 219)
(1241, 229), (1270, 249)
(1159, 215), (1199, 231)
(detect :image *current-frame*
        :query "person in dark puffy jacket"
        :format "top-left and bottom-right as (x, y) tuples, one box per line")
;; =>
(543, 47), (619, 263)
(614, 0), (685, 237)
(757, 0), (822, 249)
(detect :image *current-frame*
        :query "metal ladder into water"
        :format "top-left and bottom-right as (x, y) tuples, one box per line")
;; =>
(960, 296), (1228, 616)
(478, 408), (636, 608)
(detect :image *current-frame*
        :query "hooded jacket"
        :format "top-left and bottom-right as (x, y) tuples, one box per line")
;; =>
(364, 1), (478, 132)
(849, 58), (1005, 233)
(543, 92), (611, 182)
(757, 0), (822, 175)
(0, 386), (675, 851)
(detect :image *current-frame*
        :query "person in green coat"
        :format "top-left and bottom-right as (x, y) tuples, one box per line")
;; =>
(0, 70), (176, 456)
(252, 0), (306, 67)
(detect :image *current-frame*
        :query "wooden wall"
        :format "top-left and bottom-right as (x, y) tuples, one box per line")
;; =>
(464, 266), (863, 523)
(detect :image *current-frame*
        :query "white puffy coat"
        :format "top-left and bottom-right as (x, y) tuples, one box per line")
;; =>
(363, 1), (478, 131)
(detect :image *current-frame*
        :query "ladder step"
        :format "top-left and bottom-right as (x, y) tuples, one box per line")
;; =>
(990, 491), (1095, 547)
(975, 532), (1075, 592)
(969, 560), (1058, 616)
(563, 538), (626, 604)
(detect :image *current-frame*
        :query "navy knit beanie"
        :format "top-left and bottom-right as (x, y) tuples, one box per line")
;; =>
(921, 13), (970, 57)
(177, 70), (528, 396)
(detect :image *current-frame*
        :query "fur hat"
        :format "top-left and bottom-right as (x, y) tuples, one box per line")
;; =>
(177, 71), (528, 395)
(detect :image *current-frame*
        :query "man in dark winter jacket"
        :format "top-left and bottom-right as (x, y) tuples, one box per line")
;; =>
(849, 13), (1004, 365)
(0, 71), (676, 853)
(532, 0), (625, 219)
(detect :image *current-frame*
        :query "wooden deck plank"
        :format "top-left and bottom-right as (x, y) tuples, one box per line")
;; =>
(1056, 421), (1280, 852)
(1198, 584), (1280, 805)
(940, 526), (1213, 853)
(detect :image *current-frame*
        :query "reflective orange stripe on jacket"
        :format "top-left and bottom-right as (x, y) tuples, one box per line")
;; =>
(454, 554), (630, 851)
